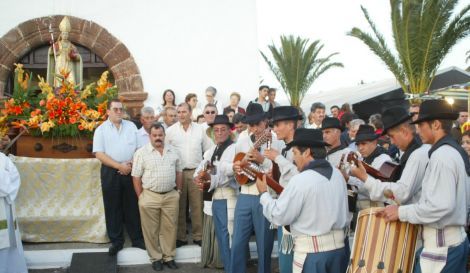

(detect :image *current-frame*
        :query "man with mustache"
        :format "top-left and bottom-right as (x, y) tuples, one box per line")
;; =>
(132, 122), (183, 271)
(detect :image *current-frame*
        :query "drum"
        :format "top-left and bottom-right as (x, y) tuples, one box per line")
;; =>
(347, 207), (420, 273)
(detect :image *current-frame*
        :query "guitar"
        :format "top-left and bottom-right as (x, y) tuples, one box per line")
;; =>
(233, 129), (272, 185)
(346, 152), (399, 181)
(197, 161), (214, 201)
(339, 154), (358, 213)
(239, 159), (283, 194)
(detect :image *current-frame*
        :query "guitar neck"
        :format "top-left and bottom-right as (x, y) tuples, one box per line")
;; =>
(352, 158), (388, 181)
(254, 172), (283, 195)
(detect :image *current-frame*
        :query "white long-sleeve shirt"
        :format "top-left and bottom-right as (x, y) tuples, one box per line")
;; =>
(165, 122), (213, 169)
(399, 145), (469, 228)
(260, 167), (348, 236)
(194, 143), (237, 192)
(234, 132), (284, 195)
(274, 148), (298, 188)
(326, 146), (351, 168)
(348, 153), (392, 200)
(364, 144), (430, 205)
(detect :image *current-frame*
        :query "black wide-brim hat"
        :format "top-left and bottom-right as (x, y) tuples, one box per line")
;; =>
(286, 128), (330, 149)
(243, 102), (267, 124)
(354, 124), (380, 142)
(410, 99), (458, 124)
(271, 106), (303, 123)
(209, 114), (234, 128)
(321, 117), (342, 130)
(381, 106), (413, 135)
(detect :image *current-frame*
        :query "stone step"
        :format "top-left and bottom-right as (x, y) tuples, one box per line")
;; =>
(25, 241), (279, 269)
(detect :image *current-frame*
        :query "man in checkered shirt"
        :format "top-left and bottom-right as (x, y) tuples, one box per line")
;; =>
(132, 122), (183, 271)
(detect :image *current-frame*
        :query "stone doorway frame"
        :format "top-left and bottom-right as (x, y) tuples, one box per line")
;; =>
(0, 15), (147, 117)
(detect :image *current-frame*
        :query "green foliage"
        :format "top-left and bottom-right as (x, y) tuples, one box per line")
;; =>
(260, 35), (343, 107)
(349, 0), (470, 94)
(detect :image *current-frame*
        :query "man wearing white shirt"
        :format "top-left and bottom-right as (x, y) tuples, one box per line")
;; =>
(202, 103), (218, 145)
(161, 106), (177, 130)
(166, 102), (213, 247)
(350, 107), (429, 206)
(346, 124), (392, 210)
(257, 128), (349, 273)
(136, 106), (156, 148)
(382, 100), (470, 273)
(230, 103), (284, 273)
(263, 106), (302, 273)
(194, 115), (238, 272)
(305, 102), (325, 129)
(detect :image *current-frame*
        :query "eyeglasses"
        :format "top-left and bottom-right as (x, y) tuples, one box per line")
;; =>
(111, 108), (123, 113)
(205, 111), (216, 115)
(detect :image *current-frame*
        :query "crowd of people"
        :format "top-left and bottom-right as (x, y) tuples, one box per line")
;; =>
(1, 84), (470, 273)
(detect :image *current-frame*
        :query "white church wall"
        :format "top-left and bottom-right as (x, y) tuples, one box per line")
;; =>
(0, 0), (260, 110)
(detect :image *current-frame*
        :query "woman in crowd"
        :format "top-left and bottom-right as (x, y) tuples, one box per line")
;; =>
(223, 92), (246, 115)
(156, 89), (177, 120)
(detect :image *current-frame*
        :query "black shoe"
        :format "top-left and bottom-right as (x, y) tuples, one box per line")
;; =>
(108, 244), (123, 256)
(152, 260), (163, 271)
(132, 241), (146, 250)
(193, 240), (202, 247)
(164, 260), (178, 269)
(176, 240), (187, 248)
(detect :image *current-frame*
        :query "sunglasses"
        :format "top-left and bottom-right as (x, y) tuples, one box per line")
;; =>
(205, 111), (216, 115)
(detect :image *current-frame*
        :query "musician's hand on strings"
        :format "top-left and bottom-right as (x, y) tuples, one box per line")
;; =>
(350, 160), (368, 182)
(380, 205), (399, 222)
(339, 167), (350, 181)
(256, 174), (268, 194)
(194, 176), (203, 191)
(248, 149), (264, 164)
(233, 161), (242, 174)
(263, 148), (279, 161)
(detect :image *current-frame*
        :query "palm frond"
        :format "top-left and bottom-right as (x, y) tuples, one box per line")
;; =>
(260, 35), (343, 107)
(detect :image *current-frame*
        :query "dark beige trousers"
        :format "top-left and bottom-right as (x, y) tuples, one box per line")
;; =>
(177, 169), (203, 241)
(138, 189), (179, 262)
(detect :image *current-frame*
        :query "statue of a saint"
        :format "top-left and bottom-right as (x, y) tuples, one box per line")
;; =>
(47, 16), (83, 89)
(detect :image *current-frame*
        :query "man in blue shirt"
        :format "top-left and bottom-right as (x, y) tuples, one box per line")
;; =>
(93, 99), (145, 255)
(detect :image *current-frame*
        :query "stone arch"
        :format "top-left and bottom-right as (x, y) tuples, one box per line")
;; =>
(0, 15), (147, 117)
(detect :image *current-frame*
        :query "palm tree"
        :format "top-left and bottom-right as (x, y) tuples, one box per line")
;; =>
(349, 0), (470, 96)
(260, 35), (343, 107)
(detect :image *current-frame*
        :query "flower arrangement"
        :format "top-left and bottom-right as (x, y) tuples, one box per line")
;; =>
(1, 64), (117, 138)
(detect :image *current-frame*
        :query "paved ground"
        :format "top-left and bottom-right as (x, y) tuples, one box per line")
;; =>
(30, 259), (278, 273)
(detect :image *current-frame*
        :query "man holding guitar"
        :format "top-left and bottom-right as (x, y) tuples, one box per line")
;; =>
(257, 128), (349, 273)
(194, 115), (238, 272)
(230, 103), (283, 273)
(263, 106), (302, 273)
(345, 124), (392, 210)
(350, 106), (430, 205)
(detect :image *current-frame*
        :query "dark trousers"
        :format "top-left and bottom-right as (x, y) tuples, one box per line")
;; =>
(101, 165), (144, 246)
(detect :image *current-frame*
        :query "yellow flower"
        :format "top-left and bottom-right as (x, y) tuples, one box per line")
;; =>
(81, 83), (93, 99)
(39, 121), (55, 133)
(38, 75), (53, 95)
(98, 71), (109, 87)
(14, 63), (24, 83)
